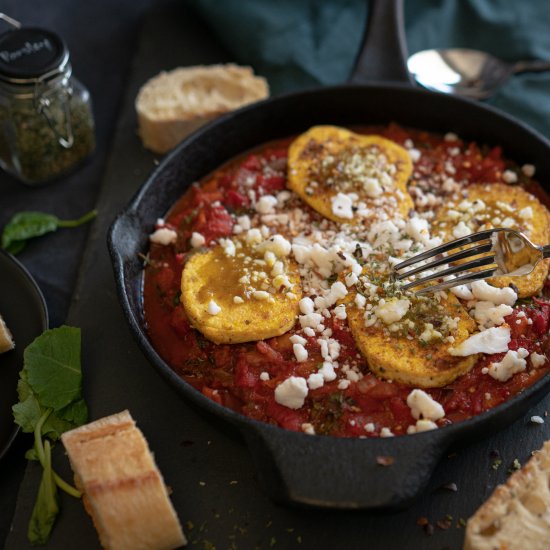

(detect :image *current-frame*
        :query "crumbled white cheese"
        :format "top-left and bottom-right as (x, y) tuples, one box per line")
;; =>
(374, 298), (410, 325)
(419, 323), (443, 343)
(274, 376), (308, 409)
(408, 148), (421, 162)
(253, 290), (271, 301)
(364, 178), (383, 198)
(452, 221), (471, 239)
(255, 195), (278, 214)
(451, 284), (474, 301)
(293, 343), (308, 362)
(518, 206), (533, 220)
(471, 280), (517, 306)
(333, 304), (347, 320)
(331, 193), (354, 219)
(444, 132), (458, 142)
(502, 170), (518, 184)
(530, 415), (545, 425)
(449, 326), (511, 356)
(307, 372), (324, 390)
(521, 164), (536, 177)
(407, 389), (445, 421)
(530, 352), (547, 368)
(150, 227), (178, 245)
(364, 422), (375, 433)
(190, 231), (205, 248)
(207, 300), (221, 315)
(290, 334), (307, 346)
(472, 301), (513, 329)
(319, 361), (337, 381)
(301, 423), (316, 435)
(260, 371), (270, 381)
(407, 419), (438, 434)
(219, 237), (236, 257)
(256, 234), (291, 257)
(233, 296), (244, 304)
(487, 348), (529, 381)
(380, 427), (394, 438)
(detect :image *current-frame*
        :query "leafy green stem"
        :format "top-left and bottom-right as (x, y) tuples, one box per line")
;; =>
(33, 408), (81, 498)
(34, 409), (51, 466)
(53, 472), (81, 498)
(57, 209), (97, 228)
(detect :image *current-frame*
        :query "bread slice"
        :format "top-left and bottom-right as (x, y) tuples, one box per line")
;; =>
(61, 410), (186, 550)
(0, 313), (14, 353)
(136, 64), (269, 154)
(464, 441), (550, 550)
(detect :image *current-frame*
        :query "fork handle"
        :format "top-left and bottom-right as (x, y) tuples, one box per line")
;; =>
(543, 245), (550, 259)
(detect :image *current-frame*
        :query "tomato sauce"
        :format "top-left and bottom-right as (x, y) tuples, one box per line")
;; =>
(143, 124), (550, 437)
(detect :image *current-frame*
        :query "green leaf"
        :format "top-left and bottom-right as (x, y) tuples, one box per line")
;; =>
(28, 441), (59, 546)
(24, 327), (82, 411)
(57, 398), (88, 426)
(1, 210), (97, 255)
(25, 448), (39, 461)
(1, 212), (59, 251)
(12, 386), (78, 441)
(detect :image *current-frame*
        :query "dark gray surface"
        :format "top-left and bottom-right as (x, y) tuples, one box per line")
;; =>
(4, 3), (550, 550)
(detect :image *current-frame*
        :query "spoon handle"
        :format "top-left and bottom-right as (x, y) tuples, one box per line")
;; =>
(512, 60), (550, 74)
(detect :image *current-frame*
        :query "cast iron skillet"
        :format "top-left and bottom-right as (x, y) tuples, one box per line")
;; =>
(109, 0), (550, 509)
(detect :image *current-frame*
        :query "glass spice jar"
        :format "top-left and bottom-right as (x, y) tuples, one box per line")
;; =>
(0, 15), (95, 185)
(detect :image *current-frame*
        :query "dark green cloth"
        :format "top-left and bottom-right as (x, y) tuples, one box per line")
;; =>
(186, 0), (550, 139)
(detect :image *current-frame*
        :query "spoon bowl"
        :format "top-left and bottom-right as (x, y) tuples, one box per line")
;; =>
(408, 48), (550, 99)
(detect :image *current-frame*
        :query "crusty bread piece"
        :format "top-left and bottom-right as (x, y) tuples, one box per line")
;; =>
(0, 313), (14, 353)
(61, 410), (186, 550)
(136, 64), (269, 154)
(464, 441), (550, 550)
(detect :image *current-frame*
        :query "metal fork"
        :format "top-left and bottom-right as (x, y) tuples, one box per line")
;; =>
(392, 228), (550, 295)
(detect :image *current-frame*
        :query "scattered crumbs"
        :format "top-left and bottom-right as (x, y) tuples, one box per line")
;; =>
(511, 458), (521, 471)
(199, 481), (206, 486)
(229, 480), (238, 485)
(153, 158), (160, 166)
(207, 440), (212, 445)
(531, 415), (545, 424)
(491, 458), (502, 470)
(544, 410), (548, 417)
(266, 520), (273, 528)
(436, 517), (452, 530)
(297, 535), (302, 544)
(213, 511), (220, 519)
(199, 521), (208, 533)
(457, 517), (467, 528)
(439, 482), (458, 492)
(269, 536), (277, 547)
(286, 528), (295, 533)
(186, 520), (195, 531)
(376, 455), (395, 466)
(202, 541), (216, 550)
(417, 516), (434, 536)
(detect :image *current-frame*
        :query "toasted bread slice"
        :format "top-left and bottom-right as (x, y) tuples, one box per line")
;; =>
(61, 410), (186, 550)
(181, 238), (301, 344)
(0, 313), (14, 353)
(136, 64), (269, 154)
(287, 126), (413, 224)
(434, 183), (550, 298)
(464, 440), (550, 550)
(344, 279), (478, 388)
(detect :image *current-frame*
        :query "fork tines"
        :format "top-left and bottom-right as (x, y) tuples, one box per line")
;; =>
(393, 229), (499, 294)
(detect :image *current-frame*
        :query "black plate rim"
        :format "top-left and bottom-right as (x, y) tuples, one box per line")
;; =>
(0, 250), (49, 461)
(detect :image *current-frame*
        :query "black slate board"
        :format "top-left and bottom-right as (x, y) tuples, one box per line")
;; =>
(6, 3), (550, 549)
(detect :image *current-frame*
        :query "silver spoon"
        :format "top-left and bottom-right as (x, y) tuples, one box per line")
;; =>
(407, 48), (550, 99)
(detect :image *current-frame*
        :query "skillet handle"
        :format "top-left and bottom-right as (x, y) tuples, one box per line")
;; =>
(242, 422), (448, 509)
(350, 0), (413, 86)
